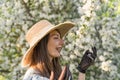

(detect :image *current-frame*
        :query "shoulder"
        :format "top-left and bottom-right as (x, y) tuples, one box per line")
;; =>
(32, 74), (49, 80)
(23, 68), (49, 80)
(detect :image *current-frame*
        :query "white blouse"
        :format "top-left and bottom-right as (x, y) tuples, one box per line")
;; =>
(23, 68), (49, 80)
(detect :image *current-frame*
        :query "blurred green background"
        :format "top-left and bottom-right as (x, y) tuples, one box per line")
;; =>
(0, 0), (120, 80)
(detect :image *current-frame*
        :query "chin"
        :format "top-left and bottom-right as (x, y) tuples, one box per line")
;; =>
(54, 53), (60, 58)
(50, 51), (61, 58)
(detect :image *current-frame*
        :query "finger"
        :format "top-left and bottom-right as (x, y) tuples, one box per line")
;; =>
(58, 66), (67, 80)
(87, 53), (94, 61)
(90, 51), (96, 60)
(85, 50), (90, 55)
(66, 65), (71, 78)
(92, 47), (97, 57)
(50, 71), (54, 80)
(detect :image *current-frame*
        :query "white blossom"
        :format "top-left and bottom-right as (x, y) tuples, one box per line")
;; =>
(69, 64), (75, 72)
(99, 55), (105, 61)
(70, 54), (77, 59)
(23, 0), (28, 3)
(100, 60), (112, 71)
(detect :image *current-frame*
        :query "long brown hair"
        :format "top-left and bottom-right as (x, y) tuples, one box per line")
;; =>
(29, 33), (62, 79)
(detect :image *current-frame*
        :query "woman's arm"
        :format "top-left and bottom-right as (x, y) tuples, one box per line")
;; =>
(78, 72), (85, 80)
(77, 47), (97, 80)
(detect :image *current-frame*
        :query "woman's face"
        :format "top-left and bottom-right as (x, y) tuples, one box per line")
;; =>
(47, 30), (64, 59)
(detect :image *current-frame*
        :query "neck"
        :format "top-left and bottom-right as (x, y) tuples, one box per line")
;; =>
(48, 55), (53, 63)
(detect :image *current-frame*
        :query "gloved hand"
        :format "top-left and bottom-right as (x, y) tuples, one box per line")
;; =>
(77, 47), (97, 73)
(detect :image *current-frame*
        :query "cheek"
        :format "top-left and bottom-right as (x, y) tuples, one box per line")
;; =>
(47, 41), (60, 57)
(48, 44), (54, 53)
(47, 40), (55, 53)
(47, 46), (56, 57)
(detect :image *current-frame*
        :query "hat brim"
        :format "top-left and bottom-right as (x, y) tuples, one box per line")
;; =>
(21, 21), (75, 67)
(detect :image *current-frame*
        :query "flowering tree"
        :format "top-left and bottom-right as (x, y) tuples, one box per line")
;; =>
(0, 0), (120, 80)
(62, 0), (120, 80)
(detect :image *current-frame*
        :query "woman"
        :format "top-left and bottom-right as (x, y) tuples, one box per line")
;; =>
(21, 20), (97, 80)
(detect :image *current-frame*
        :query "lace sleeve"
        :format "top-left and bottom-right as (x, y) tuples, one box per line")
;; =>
(32, 74), (49, 80)
(23, 68), (49, 80)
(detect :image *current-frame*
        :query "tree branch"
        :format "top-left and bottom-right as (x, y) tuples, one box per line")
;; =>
(21, 0), (33, 18)
(0, 70), (10, 73)
(94, 23), (103, 49)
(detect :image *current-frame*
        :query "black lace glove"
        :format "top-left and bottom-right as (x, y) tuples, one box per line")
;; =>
(77, 47), (97, 73)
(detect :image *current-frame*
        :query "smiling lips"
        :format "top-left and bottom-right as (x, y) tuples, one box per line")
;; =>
(56, 47), (62, 53)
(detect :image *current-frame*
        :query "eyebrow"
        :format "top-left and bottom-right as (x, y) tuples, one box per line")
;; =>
(50, 33), (61, 38)
(51, 33), (60, 37)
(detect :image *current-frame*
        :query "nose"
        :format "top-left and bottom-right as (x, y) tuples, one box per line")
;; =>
(60, 39), (64, 46)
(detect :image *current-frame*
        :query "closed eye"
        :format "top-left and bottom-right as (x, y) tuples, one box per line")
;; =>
(54, 37), (59, 39)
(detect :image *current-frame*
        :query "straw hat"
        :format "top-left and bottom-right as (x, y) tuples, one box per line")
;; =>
(21, 20), (75, 67)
